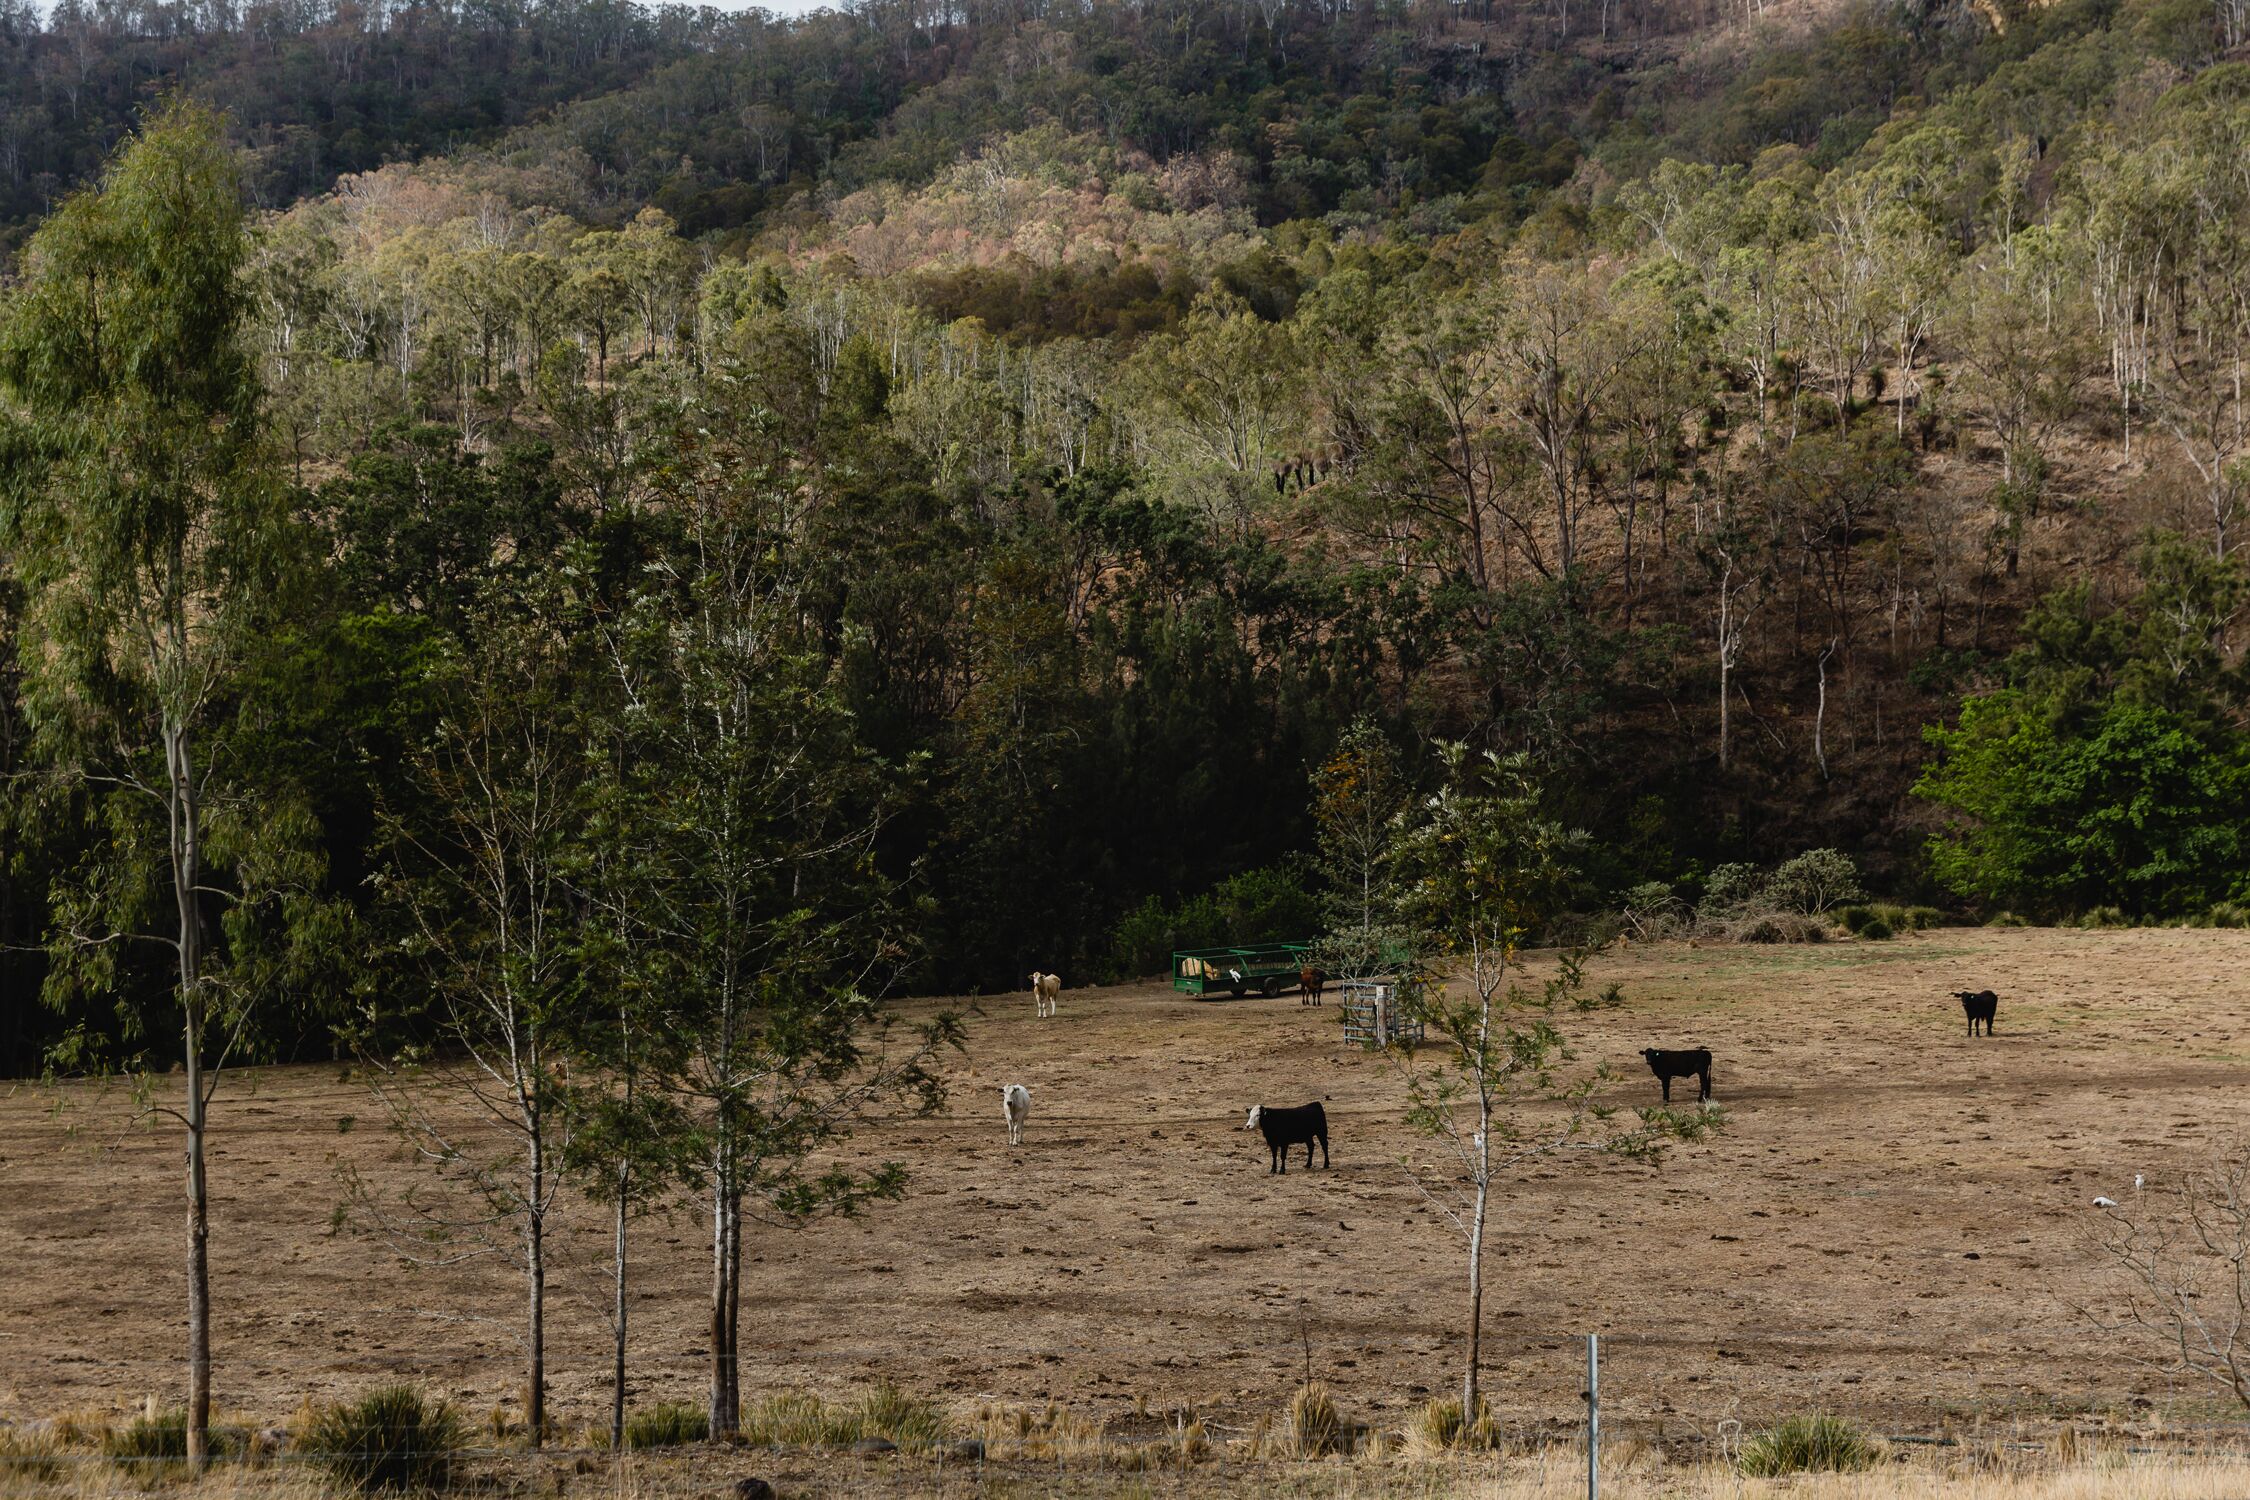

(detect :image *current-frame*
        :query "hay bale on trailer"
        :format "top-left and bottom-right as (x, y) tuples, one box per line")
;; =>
(1172, 942), (1313, 999)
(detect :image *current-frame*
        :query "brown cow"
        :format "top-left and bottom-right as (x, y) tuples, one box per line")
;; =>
(1299, 966), (1326, 1006)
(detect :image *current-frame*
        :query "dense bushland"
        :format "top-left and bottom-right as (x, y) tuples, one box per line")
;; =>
(6, 0), (2250, 1069)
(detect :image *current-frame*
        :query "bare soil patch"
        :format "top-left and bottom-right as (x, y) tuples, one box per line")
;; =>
(0, 928), (2236, 1445)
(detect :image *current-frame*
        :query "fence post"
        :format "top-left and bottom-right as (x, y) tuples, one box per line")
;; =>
(1586, 1332), (1600, 1500)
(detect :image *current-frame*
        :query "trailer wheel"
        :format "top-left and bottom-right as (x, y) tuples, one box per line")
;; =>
(1261, 976), (1281, 997)
(1229, 982), (1246, 998)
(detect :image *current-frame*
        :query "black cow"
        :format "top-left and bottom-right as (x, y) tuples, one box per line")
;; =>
(1642, 1047), (1713, 1104)
(1241, 1102), (1329, 1174)
(1955, 989), (1998, 1036)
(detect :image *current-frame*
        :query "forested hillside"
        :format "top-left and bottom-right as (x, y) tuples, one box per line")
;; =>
(7, 0), (2250, 1073)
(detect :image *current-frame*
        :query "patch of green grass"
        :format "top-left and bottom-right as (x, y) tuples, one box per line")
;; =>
(622, 1401), (707, 1450)
(1737, 1414), (1876, 1476)
(300, 1385), (464, 1492)
(741, 1391), (863, 1449)
(855, 1384), (948, 1452)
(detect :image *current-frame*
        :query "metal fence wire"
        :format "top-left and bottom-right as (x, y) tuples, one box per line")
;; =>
(8, 1328), (2250, 1495)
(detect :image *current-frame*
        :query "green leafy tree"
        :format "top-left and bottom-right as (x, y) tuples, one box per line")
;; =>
(606, 390), (963, 1438)
(557, 790), (696, 1451)
(1389, 745), (1715, 1420)
(0, 102), (325, 1467)
(1916, 693), (2250, 915)
(351, 599), (597, 1448)
(1309, 715), (1413, 978)
(1919, 537), (2250, 916)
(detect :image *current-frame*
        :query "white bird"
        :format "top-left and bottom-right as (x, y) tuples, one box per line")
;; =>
(2092, 1196), (2119, 1208)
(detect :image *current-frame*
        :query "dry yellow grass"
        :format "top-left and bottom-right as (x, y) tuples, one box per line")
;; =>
(8, 1449), (2250, 1499)
(8, 927), (2250, 1442)
(1458, 1451), (2250, 1499)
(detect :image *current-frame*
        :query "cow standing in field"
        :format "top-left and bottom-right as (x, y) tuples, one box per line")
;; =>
(1241, 1103), (1329, 1174)
(1029, 971), (1061, 1018)
(1641, 1047), (1713, 1104)
(1299, 967), (1326, 1006)
(1955, 989), (1998, 1036)
(1001, 1084), (1031, 1146)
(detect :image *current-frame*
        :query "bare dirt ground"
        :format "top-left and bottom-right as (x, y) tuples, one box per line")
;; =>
(1, 927), (2242, 1450)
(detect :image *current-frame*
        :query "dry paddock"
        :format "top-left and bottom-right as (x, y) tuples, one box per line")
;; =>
(3, 927), (2247, 1455)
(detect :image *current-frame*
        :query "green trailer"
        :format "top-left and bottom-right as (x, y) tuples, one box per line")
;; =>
(1172, 942), (1312, 999)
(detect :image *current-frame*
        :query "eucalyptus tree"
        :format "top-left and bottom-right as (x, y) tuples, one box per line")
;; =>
(605, 376), (962, 1438)
(354, 597), (597, 1449)
(1308, 714), (1411, 979)
(1954, 231), (2091, 578)
(0, 103), (326, 1466)
(1387, 745), (1716, 1422)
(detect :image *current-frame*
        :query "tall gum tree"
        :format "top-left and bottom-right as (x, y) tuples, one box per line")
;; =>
(1388, 745), (1717, 1419)
(604, 381), (964, 1437)
(0, 102), (320, 1466)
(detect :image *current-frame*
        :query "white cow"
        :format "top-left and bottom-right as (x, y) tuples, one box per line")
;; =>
(1029, 971), (1061, 1018)
(1001, 1084), (1032, 1147)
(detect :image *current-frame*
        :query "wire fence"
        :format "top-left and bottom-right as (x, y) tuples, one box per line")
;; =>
(9, 1330), (2250, 1485)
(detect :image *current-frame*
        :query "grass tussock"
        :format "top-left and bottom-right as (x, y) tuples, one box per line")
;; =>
(100, 1409), (188, 1465)
(738, 1391), (856, 1449)
(1736, 1414), (1878, 1476)
(1452, 1453), (2250, 1499)
(854, 1384), (948, 1451)
(735, 1385), (946, 1453)
(1282, 1381), (1342, 1458)
(299, 1385), (463, 1492)
(0, 1427), (65, 1481)
(621, 1401), (706, 1450)
(1405, 1395), (1501, 1456)
(966, 1401), (1109, 1463)
(958, 1399), (1214, 1471)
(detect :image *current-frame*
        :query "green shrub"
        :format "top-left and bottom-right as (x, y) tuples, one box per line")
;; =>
(1107, 865), (1319, 980)
(1730, 911), (1826, 944)
(2208, 902), (2250, 929)
(1696, 862), (1768, 918)
(1857, 915), (1895, 940)
(1211, 865), (1319, 945)
(622, 1401), (707, 1450)
(2080, 905), (2131, 929)
(1737, 1414), (1876, 1476)
(1106, 894), (1178, 979)
(1620, 881), (1686, 941)
(1987, 910), (2029, 927)
(740, 1392), (858, 1449)
(1902, 905), (1946, 930)
(301, 1385), (463, 1492)
(1768, 849), (1864, 914)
